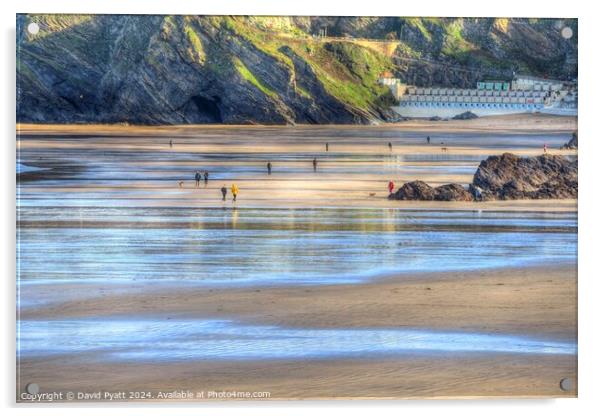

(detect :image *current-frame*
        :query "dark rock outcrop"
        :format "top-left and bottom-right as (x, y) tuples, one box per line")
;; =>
(472, 153), (577, 200)
(389, 180), (436, 200)
(452, 111), (478, 120)
(389, 181), (471, 201)
(433, 183), (473, 201)
(562, 131), (578, 149)
(390, 153), (577, 202)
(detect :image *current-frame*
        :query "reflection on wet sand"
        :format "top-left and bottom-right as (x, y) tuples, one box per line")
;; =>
(20, 319), (576, 361)
(16, 120), (578, 399)
(18, 208), (576, 287)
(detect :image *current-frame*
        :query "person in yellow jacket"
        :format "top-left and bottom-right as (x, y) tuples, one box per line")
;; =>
(231, 183), (239, 202)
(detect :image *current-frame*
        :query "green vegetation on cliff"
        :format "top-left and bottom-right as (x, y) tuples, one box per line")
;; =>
(234, 57), (278, 99)
(298, 41), (393, 109)
(183, 18), (206, 64)
(16, 14), (577, 125)
(219, 16), (394, 112)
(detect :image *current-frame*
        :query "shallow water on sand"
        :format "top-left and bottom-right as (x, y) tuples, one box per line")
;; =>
(18, 151), (482, 184)
(18, 207), (576, 286)
(18, 319), (576, 361)
(17, 129), (577, 289)
(16, 128), (578, 367)
(17, 129), (571, 185)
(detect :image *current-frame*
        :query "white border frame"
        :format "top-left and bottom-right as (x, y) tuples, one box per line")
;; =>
(3, 1), (601, 414)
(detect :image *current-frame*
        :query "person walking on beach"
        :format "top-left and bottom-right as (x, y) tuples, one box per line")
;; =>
(231, 183), (239, 202)
(388, 180), (395, 195)
(169, 139), (173, 148)
(204, 171), (209, 184)
(543, 143), (548, 154)
(325, 142), (329, 152)
(312, 157), (318, 172)
(388, 142), (393, 152)
(194, 171), (201, 188)
(267, 161), (272, 175)
(220, 185), (227, 201)
(427, 136), (430, 145)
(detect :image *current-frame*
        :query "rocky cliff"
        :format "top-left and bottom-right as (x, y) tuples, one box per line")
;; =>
(16, 15), (577, 125)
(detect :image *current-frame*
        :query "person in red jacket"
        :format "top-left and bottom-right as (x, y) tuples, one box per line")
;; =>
(388, 180), (395, 195)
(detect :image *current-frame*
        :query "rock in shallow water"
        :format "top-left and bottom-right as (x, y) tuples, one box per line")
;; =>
(390, 153), (578, 202)
(389, 180), (436, 200)
(562, 131), (578, 149)
(388, 181), (472, 201)
(434, 183), (473, 201)
(452, 111), (478, 120)
(472, 153), (578, 200)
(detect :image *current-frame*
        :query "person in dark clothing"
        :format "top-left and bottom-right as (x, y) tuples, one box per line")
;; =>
(325, 142), (329, 152)
(267, 162), (272, 175)
(220, 185), (227, 201)
(388, 142), (392, 152)
(194, 171), (201, 188)
(427, 136), (431, 144)
(204, 171), (209, 183)
(312, 157), (318, 172)
(169, 139), (173, 148)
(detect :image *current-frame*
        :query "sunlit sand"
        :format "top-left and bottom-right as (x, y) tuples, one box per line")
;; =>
(16, 114), (577, 399)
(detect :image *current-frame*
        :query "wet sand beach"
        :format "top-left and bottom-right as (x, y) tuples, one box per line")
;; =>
(17, 115), (577, 211)
(20, 265), (577, 340)
(16, 115), (578, 400)
(18, 265), (577, 399)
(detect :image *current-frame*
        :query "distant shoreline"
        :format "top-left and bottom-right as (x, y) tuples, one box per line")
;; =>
(16, 119), (577, 210)
(17, 113), (577, 133)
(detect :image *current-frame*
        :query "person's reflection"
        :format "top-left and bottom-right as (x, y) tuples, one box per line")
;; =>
(231, 207), (239, 229)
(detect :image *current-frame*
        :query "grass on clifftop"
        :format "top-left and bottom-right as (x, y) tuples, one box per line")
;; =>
(23, 14), (93, 40)
(405, 17), (432, 42)
(430, 18), (504, 69)
(296, 41), (393, 109)
(218, 16), (393, 111)
(221, 17), (296, 70)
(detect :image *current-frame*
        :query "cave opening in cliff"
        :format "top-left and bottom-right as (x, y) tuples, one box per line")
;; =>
(191, 95), (223, 123)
